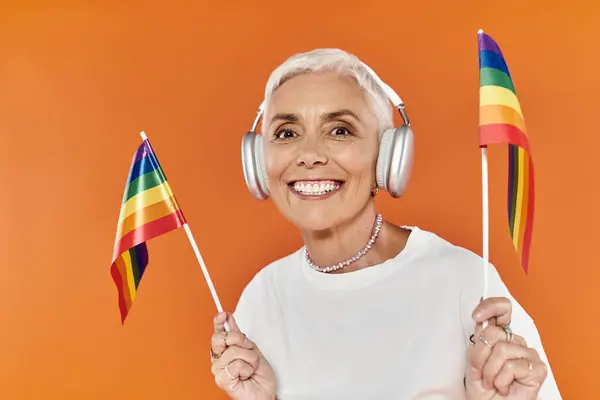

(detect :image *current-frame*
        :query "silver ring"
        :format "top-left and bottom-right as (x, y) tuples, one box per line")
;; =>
(224, 363), (235, 380)
(478, 333), (493, 349)
(503, 326), (514, 343)
(527, 359), (533, 372)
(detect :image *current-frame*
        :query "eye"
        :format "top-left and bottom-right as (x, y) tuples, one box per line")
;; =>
(330, 126), (351, 137)
(274, 129), (296, 140)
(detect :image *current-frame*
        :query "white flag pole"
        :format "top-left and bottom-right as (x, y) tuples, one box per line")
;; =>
(478, 28), (490, 330)
(182, 224), (230, 332)
(140, 131), (230, 332)
(481, 146), (490, 330)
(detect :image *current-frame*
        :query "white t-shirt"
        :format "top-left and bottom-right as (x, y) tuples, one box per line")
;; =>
(234, 227), (562, 399)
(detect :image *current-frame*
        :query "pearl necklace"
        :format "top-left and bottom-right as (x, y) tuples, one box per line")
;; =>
(304, 214), (383, 273)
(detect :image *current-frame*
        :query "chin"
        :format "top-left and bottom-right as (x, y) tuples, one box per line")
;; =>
(285, 206), (346, 232)
(270, 185), (363, 232)
(294, 216), (338, 232)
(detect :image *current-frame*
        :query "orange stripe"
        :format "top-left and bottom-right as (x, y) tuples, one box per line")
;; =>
(116, 196), (181, 240)
(479, 105), (527, 134)
(115, 255), (133, 311)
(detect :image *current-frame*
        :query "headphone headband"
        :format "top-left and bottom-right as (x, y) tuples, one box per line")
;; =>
(249, 61), (410, 133)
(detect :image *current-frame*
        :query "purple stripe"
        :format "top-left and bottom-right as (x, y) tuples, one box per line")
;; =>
(132, 141), (153, 164)
(478, 32), (504, 57)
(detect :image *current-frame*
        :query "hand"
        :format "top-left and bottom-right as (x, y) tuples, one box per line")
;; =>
(465, 297), (548, 399)
(210, 312), (277, 400)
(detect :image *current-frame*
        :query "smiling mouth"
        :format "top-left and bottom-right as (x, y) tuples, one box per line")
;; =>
(288, 180), (344, 198)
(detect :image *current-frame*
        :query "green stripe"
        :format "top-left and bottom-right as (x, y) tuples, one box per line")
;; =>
(124, 168), (166, 201)
(480, 67), (515, 93)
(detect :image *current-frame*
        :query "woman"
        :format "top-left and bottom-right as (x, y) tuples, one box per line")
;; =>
(210, 49), (561, 399)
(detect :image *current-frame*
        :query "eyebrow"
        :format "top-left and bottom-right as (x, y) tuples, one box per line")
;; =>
(268, 109), (361, 128)
(269, 113), (299, 128)
(321, 109), (361, 122)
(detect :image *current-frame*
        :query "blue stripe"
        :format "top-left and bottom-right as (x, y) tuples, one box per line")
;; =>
(127, 154), (159, 184)
(479, 50), (511, 78)
(133, 243), (149, 284)
(507, 144), (517, 231)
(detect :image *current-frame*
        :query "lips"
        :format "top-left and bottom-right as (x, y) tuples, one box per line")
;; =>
(288, 180), (344, 196)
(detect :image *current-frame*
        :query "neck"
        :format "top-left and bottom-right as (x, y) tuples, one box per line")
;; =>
(301, 203), (384, 273)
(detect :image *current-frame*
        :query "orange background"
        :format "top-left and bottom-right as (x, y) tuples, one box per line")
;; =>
(1, 2), (598, 399)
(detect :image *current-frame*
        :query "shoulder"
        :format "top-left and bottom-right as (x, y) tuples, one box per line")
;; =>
(241, 248), (303, 295)
(409, 227), (489, 279)
(232, 248), (302, 331)
(407, 227), (513, 311)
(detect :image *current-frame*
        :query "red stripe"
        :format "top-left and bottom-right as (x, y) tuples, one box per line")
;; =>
(112, 210), (185, 263)
(479, 123), (530, 153)
(520, 157), (535, 274)
(110, 259), (129, 323)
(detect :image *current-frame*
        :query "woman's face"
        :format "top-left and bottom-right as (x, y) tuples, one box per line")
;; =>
(263, 71), (380, 231)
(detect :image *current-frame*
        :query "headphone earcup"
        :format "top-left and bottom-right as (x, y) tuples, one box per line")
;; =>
(376, 129), (394, 191)
(241, 132), (270, 200)
(254, 135), (270, 197)
(375, 126), (414, 198)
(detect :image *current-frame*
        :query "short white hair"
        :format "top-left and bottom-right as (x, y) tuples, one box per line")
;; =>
(262, 48), (393, 133)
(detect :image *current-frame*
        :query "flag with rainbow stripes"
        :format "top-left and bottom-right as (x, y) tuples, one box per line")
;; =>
(478, 31), (535, 274)
(110, 133), (187, 323)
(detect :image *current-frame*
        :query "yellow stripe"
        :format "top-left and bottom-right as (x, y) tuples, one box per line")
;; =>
(122, 250), (137, 302)
(480, 86), (523, 119)
(512, 147), (526, 248)
(118, 182), (175, 225)
(118, 197), (181, 239)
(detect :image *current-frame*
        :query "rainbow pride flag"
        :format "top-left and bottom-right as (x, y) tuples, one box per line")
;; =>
(110, 133), (186, 323)
(478, 30), (535, 274)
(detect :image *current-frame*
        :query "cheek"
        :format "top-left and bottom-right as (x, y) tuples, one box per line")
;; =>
(264, 146), (292, 181)
(333, 142), (378, 179)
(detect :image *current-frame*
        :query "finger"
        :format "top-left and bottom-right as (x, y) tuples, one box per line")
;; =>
(472, 297), (512, 326)
(481, 325), (527, 347)
(467, 325), (527, 380)
(214, 345), (260, 372)
(227, 359), (255, 381)
(494, 358), (548, 395)
(482, 343), (540, 390)
(217, 332), (255, 351)
(227, 314), (242, 332)
(212, 358), (255, 388)
(214, 312), (229, 334)
(211, 331), (256, 362)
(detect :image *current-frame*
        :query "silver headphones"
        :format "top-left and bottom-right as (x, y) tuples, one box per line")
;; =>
(241, 61), (414, 201)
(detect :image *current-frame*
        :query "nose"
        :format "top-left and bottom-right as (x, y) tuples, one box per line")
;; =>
(296, 135), (328, 168)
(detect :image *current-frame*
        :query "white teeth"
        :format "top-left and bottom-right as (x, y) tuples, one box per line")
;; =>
(292, 181), (340, 196)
